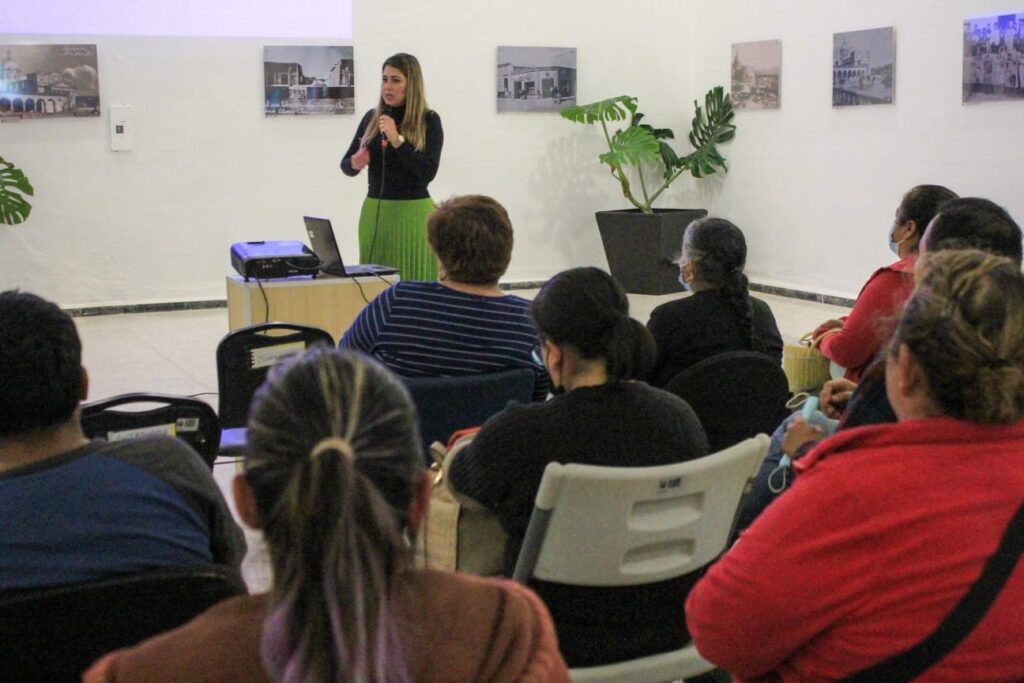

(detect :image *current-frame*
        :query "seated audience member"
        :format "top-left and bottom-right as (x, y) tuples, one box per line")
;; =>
(85, 349), (569, 683)
(448, 267), (710, 667)
(812, 184), (957, 382)
(647, 217), (783, 388)
(736, 196), (1024, 531)
(687, 249), (1024, 681)
(0, 291), (245, 590)
(340, 194), (549, 400)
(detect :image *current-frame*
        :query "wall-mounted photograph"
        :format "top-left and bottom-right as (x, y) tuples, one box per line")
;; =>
(497, 46), (576, 113)
(963, 12), (1024, 103)
(832, 27), (894, 107)
(0, 44), (100, 120)
(731, 40), (781, 110)
(264, 45), (353, 116)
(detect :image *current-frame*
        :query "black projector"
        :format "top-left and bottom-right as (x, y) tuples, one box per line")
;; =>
(230, 240), (321, 280)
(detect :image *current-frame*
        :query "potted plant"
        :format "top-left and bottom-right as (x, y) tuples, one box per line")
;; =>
(561, 86), (736, 294)
(0, 154), (34, 225)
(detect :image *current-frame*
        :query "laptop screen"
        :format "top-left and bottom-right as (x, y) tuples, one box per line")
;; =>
(303, 216), (344, 270)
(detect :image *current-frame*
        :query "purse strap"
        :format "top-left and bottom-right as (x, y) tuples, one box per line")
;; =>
(839, 497), (1024, 683)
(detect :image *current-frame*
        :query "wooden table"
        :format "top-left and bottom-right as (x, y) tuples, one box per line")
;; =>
(226, 273), (398, 342)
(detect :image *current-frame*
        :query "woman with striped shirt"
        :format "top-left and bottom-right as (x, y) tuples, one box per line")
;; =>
(340, 194), (549, 401)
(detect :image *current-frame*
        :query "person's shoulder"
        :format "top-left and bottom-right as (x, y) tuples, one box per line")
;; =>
(83, 595), (268, 683)
(405, 570), (564, 662)
(425, 109), (441, 121)
(94, 434), (207, 470)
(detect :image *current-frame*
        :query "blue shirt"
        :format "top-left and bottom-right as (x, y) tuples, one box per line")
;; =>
(0, 443), (218, 590)
(340, 281), (549, 400)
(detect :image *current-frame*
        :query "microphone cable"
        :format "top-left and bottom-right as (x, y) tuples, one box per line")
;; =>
(367, 106), (391, 266)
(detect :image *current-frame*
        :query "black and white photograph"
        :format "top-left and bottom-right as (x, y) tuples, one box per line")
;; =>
(263, 45), (353, 116)
(496, 46), (577, 113)
(731, 40), (781, 110)
(832, 27), (894, 107)
(963, 13), (1024, 103)
(0, 44), (100, 120)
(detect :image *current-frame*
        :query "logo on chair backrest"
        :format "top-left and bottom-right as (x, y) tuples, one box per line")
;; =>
(658, 476), (682, 492)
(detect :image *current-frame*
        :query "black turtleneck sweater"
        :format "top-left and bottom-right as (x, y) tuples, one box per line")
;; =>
(340, 105), (444, 200)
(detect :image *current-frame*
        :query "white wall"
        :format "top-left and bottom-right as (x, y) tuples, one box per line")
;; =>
(684, 0), (1024, 297)
(2, 0), (1022, 307)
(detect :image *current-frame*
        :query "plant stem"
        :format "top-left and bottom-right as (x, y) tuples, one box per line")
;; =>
(637, 167), (652, 212)
(600, 118), (642, 210)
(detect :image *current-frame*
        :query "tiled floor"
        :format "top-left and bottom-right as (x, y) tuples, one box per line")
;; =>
(73, 290), (850, 592)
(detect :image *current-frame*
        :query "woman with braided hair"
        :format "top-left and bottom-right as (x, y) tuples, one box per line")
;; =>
(687, 249), (1024, 681)
(646, 217), (783, 388)
(85, 348), (569, 683)
(449, 267), (710, 668)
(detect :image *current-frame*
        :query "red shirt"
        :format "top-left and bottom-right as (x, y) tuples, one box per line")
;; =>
(686, 417), (1024, 682)
(820, 254), (916, 382)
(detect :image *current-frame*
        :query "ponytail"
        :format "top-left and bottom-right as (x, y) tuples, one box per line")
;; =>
(722, 270), (762, 353)
(246, 350), (420, 683)
(604, 315), (656, 381)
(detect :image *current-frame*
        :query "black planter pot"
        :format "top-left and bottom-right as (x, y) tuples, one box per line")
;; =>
(595, 208), (708, 295)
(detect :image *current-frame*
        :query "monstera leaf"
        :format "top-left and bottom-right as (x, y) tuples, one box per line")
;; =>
(677, 86), (737, 179)
(560, 95), (637, 125)
(0, 156), (34, 225)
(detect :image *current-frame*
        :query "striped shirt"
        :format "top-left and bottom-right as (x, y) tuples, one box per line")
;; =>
(340, 281), (549, 400)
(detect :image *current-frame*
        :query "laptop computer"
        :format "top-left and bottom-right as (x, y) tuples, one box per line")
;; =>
(303, 216), (400, 278)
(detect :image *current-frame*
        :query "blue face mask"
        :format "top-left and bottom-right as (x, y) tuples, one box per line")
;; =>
(889, 225), (905, 256)
(678, 273), (691, 291)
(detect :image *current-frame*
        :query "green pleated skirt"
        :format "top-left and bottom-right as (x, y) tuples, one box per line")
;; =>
(358, 197), (437, 281)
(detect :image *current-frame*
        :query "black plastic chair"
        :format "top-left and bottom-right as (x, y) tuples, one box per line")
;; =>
(216, 322), (334, 453)
(664, 351), (790, 453)
(0, 565), (246, 682)
(81, 393), (221, 469)
(402, 368), (536, 463)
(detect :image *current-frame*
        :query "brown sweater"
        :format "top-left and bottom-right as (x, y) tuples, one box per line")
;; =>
(83, 569), (569, 683)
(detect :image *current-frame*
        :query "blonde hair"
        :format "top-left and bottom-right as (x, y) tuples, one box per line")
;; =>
(246, 349), (421, 682)
(359, 53), (429, 152)
(893, 249), (1024, 424)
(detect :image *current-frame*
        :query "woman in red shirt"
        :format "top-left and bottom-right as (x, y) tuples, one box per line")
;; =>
(687, 249), (1024, 681)
(813, 184), (957, 381)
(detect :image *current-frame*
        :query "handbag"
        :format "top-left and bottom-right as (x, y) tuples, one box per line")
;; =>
(414, 430), (508, 577)
(782, 332), (832, 393)
(839, 497), (1024, 682)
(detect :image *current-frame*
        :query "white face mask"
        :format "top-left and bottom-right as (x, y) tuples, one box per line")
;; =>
(678, 273), (691, 291)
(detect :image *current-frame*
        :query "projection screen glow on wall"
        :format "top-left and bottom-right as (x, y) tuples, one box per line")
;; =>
(1, 0), (353, 38)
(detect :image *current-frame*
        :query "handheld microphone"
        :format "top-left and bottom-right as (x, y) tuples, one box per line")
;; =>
(380, 105), (393, 146)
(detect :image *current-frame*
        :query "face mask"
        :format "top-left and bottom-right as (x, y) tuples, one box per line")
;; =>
(678, 273), (691, 291)
(889, 226), (905, 256)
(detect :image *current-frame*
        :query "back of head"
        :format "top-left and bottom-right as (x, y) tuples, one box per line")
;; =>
(924, 197), (1023, 266)
(427, 195), (513, 285)
(530, 267), (654, 381)
(683, 217), (763, 352)
(893, 249), (1024, 424)
(895, 184), (958, 236)
(0, 290), (83, 438)
(245, 348), (421, 682)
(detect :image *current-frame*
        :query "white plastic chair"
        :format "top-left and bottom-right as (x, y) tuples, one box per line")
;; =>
(513, 434), (771, 683)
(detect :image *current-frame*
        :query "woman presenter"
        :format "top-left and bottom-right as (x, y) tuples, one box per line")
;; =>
(341, 53), (444, 281)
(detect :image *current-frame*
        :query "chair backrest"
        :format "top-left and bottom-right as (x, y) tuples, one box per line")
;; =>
(0, 565), (246, 682)
(402, 368), (536, 454)
(513, 434), (770, 587)
(665, 351), (790, 453)
(81, 393), (221, 468)
(216, 322), (334, 429)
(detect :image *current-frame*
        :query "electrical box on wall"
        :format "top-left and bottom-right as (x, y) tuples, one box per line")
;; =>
(109, 104), (133, 152)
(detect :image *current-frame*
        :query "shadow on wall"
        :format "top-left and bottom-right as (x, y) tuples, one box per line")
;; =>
(527, 129), (609, 272)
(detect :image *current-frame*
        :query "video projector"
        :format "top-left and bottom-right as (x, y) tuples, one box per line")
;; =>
(230, 240), (321, 280)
